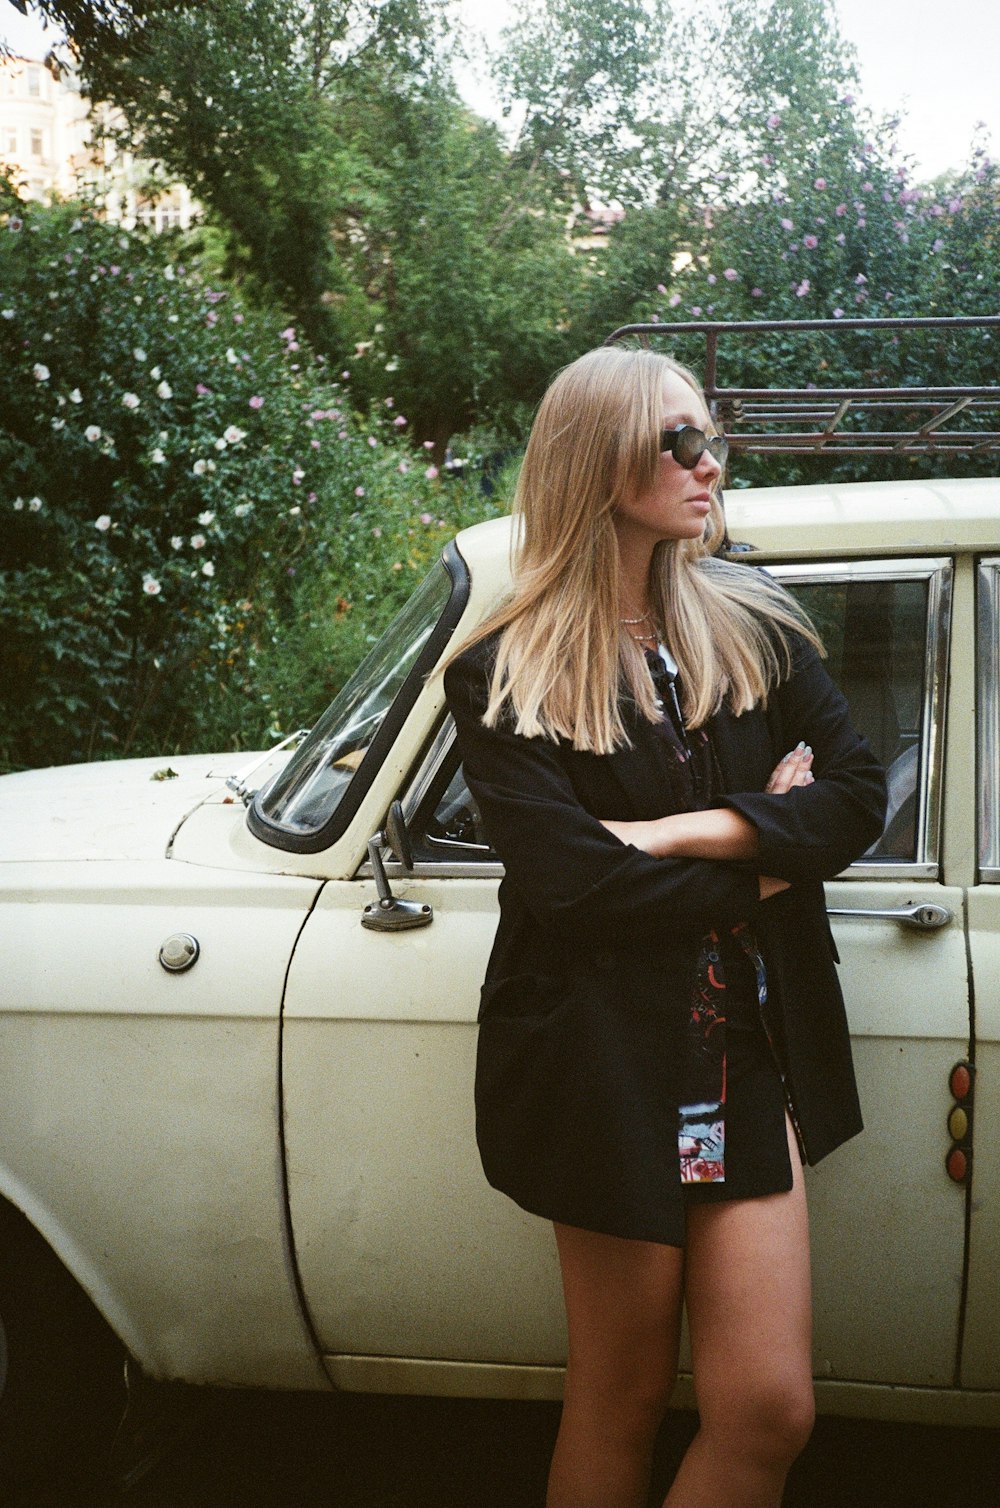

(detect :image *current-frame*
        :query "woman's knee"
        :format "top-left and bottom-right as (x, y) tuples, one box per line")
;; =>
(564, 1351), (678, 1438)
(702, 1374), (815, 1466)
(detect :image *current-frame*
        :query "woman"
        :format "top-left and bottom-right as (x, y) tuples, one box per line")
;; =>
(442, 347), (886, 1508)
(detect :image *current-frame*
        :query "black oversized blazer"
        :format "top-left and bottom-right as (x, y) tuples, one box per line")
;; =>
(443, 630), (888, 1245)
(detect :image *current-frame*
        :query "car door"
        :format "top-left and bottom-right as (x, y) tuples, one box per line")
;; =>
(281, 554), (970, 1394)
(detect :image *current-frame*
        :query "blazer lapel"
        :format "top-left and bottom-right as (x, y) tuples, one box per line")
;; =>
(708, 702), (775, 796)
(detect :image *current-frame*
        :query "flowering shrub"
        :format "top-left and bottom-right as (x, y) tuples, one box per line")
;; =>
(0, 197), (499, 771)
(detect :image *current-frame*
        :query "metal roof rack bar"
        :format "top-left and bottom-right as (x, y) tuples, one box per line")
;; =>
(604, 315), (1000, 456)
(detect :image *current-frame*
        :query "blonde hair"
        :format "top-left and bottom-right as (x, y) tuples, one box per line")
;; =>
(447, 346), (822, 754)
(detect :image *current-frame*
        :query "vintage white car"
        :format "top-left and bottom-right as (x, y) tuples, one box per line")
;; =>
(2, 331), (1000, 1486)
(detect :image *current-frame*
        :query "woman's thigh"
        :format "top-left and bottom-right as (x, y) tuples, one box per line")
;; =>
(682, 1114), (814, 1434)
(554, 1222), (686, 1409)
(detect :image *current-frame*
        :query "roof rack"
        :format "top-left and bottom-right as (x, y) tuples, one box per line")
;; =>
(605, 315), (1000, 456)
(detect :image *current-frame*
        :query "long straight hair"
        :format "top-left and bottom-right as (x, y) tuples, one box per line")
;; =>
(447, 346), (821, 754)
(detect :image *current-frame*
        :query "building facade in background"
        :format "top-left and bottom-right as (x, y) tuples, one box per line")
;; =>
(0, 50), (195, 231)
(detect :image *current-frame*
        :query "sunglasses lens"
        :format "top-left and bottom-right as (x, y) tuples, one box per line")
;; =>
(674, 428), (704, 468)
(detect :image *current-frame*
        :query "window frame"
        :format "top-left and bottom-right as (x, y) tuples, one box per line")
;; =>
(978, 557), (1000, 882)
(387, 557), (953, 884)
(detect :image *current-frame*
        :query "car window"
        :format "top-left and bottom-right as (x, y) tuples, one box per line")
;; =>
(979, 557), (1000, 882)
(775, 564), (948, 866)
(402, 559), (950, 876)
(249, 551), (468, 853)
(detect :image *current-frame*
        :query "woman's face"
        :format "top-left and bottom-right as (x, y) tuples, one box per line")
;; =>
(614, 370), (722, 550)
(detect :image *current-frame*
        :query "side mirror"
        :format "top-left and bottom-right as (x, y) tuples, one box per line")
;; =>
(385, 799), (414, 871)
(361, 801), (432, 933)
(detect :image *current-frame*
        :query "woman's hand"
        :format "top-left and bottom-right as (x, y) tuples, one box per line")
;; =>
(766, 742), (814, 794)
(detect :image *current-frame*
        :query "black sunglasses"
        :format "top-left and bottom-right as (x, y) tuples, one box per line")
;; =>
(660, 425), (729, 470)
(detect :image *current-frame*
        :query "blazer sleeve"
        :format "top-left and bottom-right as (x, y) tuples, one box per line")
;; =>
(719, 637), (888, 883)
(444, 647), (762, 946)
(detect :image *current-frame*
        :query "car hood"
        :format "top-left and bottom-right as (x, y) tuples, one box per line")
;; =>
(0, 750), (257, 863)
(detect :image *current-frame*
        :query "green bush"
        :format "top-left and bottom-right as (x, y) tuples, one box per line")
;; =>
(0, 195), (501, 771)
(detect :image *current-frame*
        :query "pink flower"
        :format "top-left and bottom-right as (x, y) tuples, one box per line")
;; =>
(425, 465), (439, 480)
(803, 234), (818, 249)
(419, 512), (433, 525)
(861, 182), (873, 193)
(355, 486), (365, 497)
(668, 292), (682, 307)
(835, 203), (847, 217)
(690, 306), (702, 317)
(814, 178), (827, 190)
(233, 312), (244, 324)
(723, 268), (738, 281)
(393, 415), (407, 427)
(706, 273), (717, 285)
(766, 113), (781, 129)
(835, 233), (846, 245)
(855, 291), (866, 304)
(656, 283), (667, 294)
(398, 460), (410, 474)
(751, 287), (763, 298)
(781, 218), (794, 231)
(311, 438), (321, 449)
(856, 217), (866, 228)
(854, 273), (867, 284)
(423, 440), (434, 450)
(249, 395), (264, 409)
(841, 92), (855, 106)
(932, 238), (945, 252)
(948, 197), (962, 213)
(280, 327), (296, 341)
(833, 308), (845, 318)
(795, 279), (810, 297)
(341, 370), (350, 380)
(384, 396), (394, 408)
(372, 526), (382, 537)
(205, 311), (218, 326)
(196, 383), (210, 395)
(367, 436), (377, 448)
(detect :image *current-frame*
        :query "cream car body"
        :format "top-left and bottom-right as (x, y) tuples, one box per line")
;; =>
(1, 476), (998, 1433)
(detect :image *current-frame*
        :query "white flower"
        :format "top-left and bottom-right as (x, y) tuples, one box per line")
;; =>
(170, 535), (183, 550)
(69, 387), (82, 403)
(225, 347), (239, 365)
(168, 314), (178, 323)
(150, 365), (161, 379)
(201, 560), (215, 577)
(223, 425), (246, 444)
(85, 425), (102, 442)
(192, 459), (209, 476)
(95, 514), (112, 531)
(133, 347), (147, 362)
(13, 497), (24, 510)
(214, 436), (227, 451)
(190, 533), (206, 549)
(233, 502), (251, 517)
(151, 447), (166, 464)
(289, 505), (301, 516)
(197, 511), (215, 525)
(28, 496), (42, 511)
(32, 363), (50, 382)
(1, 309), (14, 320)
(384, 359), (399, 372)
(122, 392), (140, 410)
(292, 467), (305, 483)
(164, 266), (175, 281)
(156, 380), (172, 400)
(142, 573), (161, 596)
(51, 417), (66, 431)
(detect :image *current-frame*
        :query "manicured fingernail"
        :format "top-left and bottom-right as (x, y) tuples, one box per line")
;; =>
(804, 745), (812, 756)
(795, 741), (805, 751)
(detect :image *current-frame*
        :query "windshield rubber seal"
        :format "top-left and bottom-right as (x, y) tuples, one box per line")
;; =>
(246, 541), (470, 855)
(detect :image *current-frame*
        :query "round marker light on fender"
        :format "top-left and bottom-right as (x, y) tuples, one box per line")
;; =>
(660, 424), (729, 470)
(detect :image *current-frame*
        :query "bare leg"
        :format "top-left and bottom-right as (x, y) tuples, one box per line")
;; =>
(547, 1222), (685, 1508)
(663, 1115), (814, 1508)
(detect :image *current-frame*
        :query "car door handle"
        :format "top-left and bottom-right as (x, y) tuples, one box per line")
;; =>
(826, 902), (952, 931)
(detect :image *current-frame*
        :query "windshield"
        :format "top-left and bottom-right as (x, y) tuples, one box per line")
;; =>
(250, 555), (463, 851)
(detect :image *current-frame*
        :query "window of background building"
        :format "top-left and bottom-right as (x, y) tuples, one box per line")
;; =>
(27, 66), (41, 97)
(30, 128), (43, 159)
